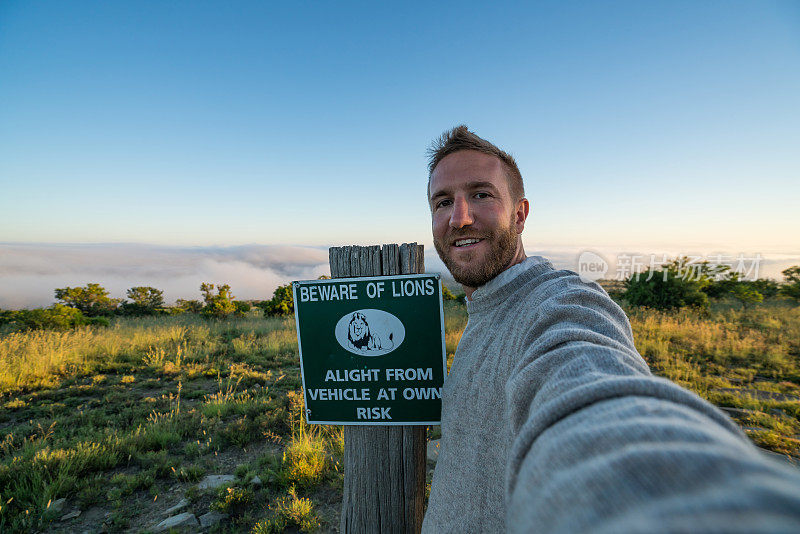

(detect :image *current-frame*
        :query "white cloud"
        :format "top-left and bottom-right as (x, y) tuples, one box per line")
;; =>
(2, 243), (798, 309)
(523, 243), (800, 282)
(0, 244), (329, 309)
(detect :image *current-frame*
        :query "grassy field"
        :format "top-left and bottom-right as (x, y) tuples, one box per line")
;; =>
(0, 315), (340, 533)
(628, 300), (800, 458)
(1, 300), (799, 532)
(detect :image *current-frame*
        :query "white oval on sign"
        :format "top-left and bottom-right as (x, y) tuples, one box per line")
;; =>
(334, 309), (405, 357)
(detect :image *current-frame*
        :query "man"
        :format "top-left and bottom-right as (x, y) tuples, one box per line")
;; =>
(421, 126), (800, 533)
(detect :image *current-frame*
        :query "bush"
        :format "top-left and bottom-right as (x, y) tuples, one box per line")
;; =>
(625, 266), (708, 310)
(254, 487), (320, 533)
(0, 304), (94, 331)
(200, 283), (237, 318)
(781, 266), (800, 302)
(234, 301), (252, 317)
(280, 431), (327, 489)
(120, 286), (165, 316)
(211, 485), (253, 515)
(703, 270), (779, 303)
(260, 284), (294, 317)
(175, 299), (203, 313)
(441, 286), (458, 301)
(86, 316), (111, 328)
(54, 283), (120, 316)
(731, 284), (763, 309)
(750, 279), (780, 299)
(702, 276), (739, 299)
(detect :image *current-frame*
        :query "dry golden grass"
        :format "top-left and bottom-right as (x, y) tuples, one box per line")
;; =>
(1, 300), (798, 532)
(442, 299), (800, 456)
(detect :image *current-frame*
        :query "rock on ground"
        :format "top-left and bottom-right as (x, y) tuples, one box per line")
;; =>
(48, 498), (67, 514)
(60, 509), (81, 521)
(199, 511), (229, 528)
(719, 407), (754, 419)
(153, 512), (200, 533)
(164, 498), (190, 516)
(196, 474), (236, 490)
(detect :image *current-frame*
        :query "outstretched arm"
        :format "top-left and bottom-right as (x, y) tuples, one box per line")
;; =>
(504, 273), (800, 532)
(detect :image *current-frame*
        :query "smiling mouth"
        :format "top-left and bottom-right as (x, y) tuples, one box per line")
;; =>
(453, 238), (483, 248)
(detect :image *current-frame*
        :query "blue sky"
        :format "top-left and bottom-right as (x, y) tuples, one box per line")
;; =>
(1, 1), (799, 305)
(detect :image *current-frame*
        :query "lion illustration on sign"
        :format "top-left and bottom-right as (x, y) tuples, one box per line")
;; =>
(347, 311), (393, 353)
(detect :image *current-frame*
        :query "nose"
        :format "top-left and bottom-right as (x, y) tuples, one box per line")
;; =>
(449, 196), (473, 229)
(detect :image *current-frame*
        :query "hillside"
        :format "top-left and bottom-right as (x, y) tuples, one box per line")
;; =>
(1, 301), (799, 532)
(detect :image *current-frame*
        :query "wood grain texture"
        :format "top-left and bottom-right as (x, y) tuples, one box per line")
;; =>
(331, 244), (427, 534)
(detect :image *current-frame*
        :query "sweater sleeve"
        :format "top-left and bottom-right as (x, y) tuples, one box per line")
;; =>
(504, 271), (800, 533)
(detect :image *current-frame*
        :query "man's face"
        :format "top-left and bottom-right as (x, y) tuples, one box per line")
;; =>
(429, 150), (528, 289)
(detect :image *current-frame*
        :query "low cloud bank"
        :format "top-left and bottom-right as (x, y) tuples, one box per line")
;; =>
(525, 246), (800, 284)
(1, 243), (797, 309)
(0, 244), (330, 309)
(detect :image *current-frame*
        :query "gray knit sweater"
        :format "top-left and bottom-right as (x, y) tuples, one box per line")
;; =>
(421, 257), (800, 533)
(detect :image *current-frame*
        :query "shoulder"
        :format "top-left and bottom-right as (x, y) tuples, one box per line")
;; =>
(504, 266), (636, 353)
(511, 264), (614, 311)
(466, 258), (630, 346)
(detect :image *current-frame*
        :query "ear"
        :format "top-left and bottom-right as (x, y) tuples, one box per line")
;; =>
(514, 198), (530, 234)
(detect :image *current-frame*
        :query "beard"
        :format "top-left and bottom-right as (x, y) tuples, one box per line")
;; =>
(434, 215), (519, 288)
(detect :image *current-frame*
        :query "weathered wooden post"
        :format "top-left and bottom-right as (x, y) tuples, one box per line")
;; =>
(329, 243), (427, 534)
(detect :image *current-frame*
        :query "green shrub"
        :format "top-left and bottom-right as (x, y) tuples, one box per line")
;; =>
(731, 284), (764, 309)
(87, 316), (111, 328)
(200, 283), (237, 318)
(211, 485), (253, 515)
(624, 258), (712, 310)
(259, 284), (294, 317)
(254, 487), (320, 533)
(441, 286), (458, 301)
(280, 430), (327, 489)
(234, 301), (252, 317)
(54, 283), (120, 316)
(781, 266), (800, 302)
(1, 305), (92, 331)
(175, 299), (203, 313)
(625, 270), (708, 310)
(120, 286), (166, 316)
(173, 464), (205, 483)
(750, 279), (780, 299)
(703, 276), (739, 299)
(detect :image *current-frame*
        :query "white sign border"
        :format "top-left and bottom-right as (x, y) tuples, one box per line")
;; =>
(292, 273), (448, 426)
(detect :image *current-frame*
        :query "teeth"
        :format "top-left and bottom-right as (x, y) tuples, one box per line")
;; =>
(454, 239), (481, 247)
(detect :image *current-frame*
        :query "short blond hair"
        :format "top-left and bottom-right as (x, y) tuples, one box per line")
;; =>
(427, 125), (525, 200)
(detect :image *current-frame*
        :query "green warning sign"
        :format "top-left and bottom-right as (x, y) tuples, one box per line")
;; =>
(292, 274), (446, 425)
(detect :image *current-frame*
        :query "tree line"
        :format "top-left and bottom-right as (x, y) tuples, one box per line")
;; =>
(617, 261), (800, 310)
(0, 274), (368, 332)
(0, 282), (255, 331)
(2, 264), (798, 332)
